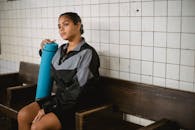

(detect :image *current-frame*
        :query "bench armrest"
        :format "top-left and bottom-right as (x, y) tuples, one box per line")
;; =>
(75, 104), (112, 130)
(0, 104), (18, 119)
(6, 84), (37, 108)
(138, 119), (179, 130)
(0, 73), (20, 88)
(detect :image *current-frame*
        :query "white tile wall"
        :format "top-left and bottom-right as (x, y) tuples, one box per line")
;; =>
(154, 1), (167, 16)
(0, 0), (195, 126)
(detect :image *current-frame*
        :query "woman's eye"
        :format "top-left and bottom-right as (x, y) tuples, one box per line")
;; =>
(63, 23), (69, 27)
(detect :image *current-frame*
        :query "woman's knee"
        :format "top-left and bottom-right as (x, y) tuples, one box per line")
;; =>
(17, 107), (30, 122)
(17, 102), (39, 122)
(31, 122), (47, 130)
(31, 123), (40, 130)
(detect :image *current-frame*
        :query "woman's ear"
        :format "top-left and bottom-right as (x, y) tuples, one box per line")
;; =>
(76, 22), (81, 33)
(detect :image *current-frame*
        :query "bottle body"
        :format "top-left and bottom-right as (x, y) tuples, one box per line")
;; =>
(36, 43), (58, 100)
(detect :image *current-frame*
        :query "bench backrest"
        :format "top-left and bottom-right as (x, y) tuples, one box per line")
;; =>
(101, 76), (195, 130)
(19, 61), (39, 83)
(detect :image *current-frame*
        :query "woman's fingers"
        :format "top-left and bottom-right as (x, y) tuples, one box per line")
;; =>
(32, 109), (45, 124)
(40, 39), (56, 49)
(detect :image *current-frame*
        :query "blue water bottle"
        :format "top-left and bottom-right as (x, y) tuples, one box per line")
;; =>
(36, 42), (58, 100)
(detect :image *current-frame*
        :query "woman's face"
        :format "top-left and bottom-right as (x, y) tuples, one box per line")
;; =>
(58, 16), (81, 41)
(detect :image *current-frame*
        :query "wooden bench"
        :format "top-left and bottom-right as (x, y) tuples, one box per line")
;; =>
(0, 61), (39, 129)
(0, 62), (195, 130)
(76, 77), (195, 130)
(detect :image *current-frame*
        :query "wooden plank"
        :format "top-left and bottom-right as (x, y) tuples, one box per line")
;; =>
(101, 76), (195, 130)
(0, 104), (17, 119)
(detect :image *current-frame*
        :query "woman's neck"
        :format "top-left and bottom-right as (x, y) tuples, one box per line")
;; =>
(67, 35), (81, 52)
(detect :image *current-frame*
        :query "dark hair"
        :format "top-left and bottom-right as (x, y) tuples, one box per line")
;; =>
(59, 12), (84, 34)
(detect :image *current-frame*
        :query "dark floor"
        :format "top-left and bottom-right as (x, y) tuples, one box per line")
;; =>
(0, 115), (17, 130)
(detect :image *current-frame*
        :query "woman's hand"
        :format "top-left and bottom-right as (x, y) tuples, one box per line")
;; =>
(32, 109), (45, 124)
(40, 39), (56, 49)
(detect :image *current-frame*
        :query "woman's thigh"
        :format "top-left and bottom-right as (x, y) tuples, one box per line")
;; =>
(18, 102), (41, 122)
(31, 112), (62, 130)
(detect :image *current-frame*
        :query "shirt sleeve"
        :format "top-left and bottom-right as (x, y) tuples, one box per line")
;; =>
(76, 49), (93, 87)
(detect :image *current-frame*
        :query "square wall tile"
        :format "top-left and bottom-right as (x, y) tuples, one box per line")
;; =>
(142, 61), (153, 76)
(166, 64), (179, 80)
(120, 58), (130, 72)
(100, 17), (109, 30)
(142, 32), (153, 46)
(110, 44), (119, 57)
(130, 17), (141, 31)
(120, 72), (130, 81)
(154, 1), (167, 16)
(142, 17), (153, 31)
(130, 45), (141, 60)
(83, 0), (91, 5)
(120, 3), (130, 16)
(181, 33), (195, 50)
(154, 32), (166, 47)
(154, 47), (166, 63)
(182, 17), (195, 33)
(100, 56), (109, 68)
(168, 0), (181, 16)
(120, 45), (130, 58)
(154, 17), (167, 32)
(120, 31), (130, 45)
(182, 0), (195, 16)
(91, 0), (99, 4)
(130, 2), (141, 16)
(130, 46), (141, 59)
(153, 77), (165, 87)
(91, 30), (100, 43)
(108, 0), (118, 2)
(141, 75), (152, 84)
(100, 0), (109, 3)
(130, 73), (141, 82)
(167, 48), (180, 64)
(180, 66), (194, 82)
(100, 4), (109, 17)
(109, 17), (119, 30)
(109, 3), (119, 16)
(166, 79), (179, 89)
(91, 18), (100, 29)
(83, 18), (91, 29)
(130, 59), (141, 74)
(130, 31), (141, 45)
(110, 31), (119, 44)
(100, 30), (109, 43)
(120, 17), (130, 30)
(179, 81), (194, 92)
(109, 57), (119, 70)
(109, 70), (119, 78)
(142, 1), (153, 16)
(91, 4), (99, 17)
(167, 33), (181, 49)
(99, 68), (108, 76)
(142, 46), (153, 61)
(100, 43), (109, 56)
(153, 62), (166, 78)
(168, 17), (181, 32)
(118, 0), (129, 2)
(181, 50), (194, 66)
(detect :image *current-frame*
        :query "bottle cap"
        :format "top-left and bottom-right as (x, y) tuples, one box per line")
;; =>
(43, 42), (58, 52)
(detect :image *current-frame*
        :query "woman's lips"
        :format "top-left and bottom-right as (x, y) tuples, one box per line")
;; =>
(60, 33), (66, 36)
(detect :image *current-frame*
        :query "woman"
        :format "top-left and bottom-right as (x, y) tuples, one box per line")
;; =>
(17, 12), (100, 130)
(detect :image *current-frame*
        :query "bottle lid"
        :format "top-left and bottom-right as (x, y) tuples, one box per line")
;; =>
(43, 42), (58, 52)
